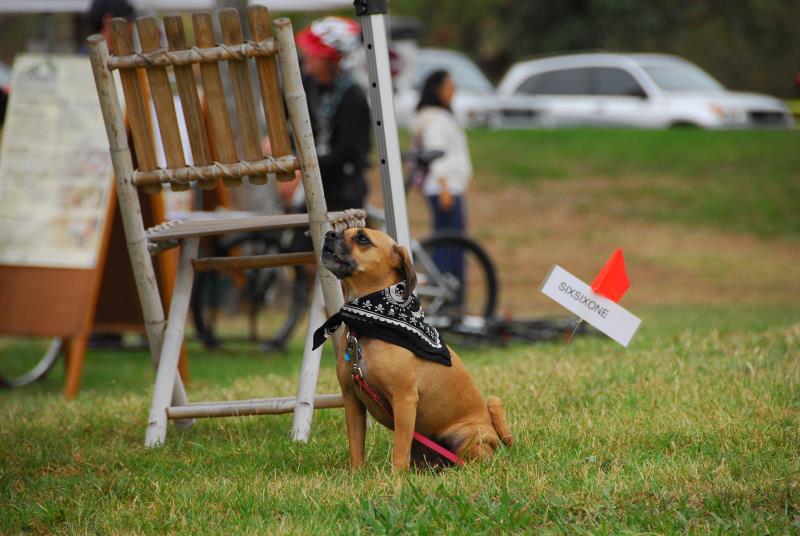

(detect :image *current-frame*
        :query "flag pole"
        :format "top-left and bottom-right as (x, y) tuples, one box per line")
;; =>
(532, 317), (582, 407)
(535, 248), (635, 405)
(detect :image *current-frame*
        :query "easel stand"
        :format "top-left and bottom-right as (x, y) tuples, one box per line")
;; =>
(0, 53), (187, 398)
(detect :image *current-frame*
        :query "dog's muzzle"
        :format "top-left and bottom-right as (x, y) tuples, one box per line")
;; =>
(322, 231), (357, 278)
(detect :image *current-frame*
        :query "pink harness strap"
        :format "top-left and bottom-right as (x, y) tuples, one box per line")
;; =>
(411, 431), (465, 466)
(352, 370), (465, 467)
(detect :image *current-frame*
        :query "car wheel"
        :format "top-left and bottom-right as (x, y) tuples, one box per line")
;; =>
(669, 121), (702, 129)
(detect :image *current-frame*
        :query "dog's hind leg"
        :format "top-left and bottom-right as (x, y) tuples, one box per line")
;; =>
(343, 392), (367, 469)
(487, 396), (513, 446)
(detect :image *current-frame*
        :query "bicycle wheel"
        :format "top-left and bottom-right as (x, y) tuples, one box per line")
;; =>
(191, 230), (310, 351)
(0, 337), (62, 388)
(416, 232), (499, 328)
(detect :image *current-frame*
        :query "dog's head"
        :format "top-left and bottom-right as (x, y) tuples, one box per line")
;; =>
(321, 228), (416, 299)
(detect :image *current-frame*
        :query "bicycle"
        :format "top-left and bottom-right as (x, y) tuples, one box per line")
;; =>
(190, 149), (499, 351)
(367, 149), (500, 333)
(0, 337), (62, 389)
(191, 224), (310, 351)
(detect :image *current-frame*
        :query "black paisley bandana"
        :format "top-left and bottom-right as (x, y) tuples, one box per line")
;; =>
(312, 282), (451, 366)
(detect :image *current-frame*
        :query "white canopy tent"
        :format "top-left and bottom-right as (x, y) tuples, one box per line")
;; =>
(0, 0), (352, 13)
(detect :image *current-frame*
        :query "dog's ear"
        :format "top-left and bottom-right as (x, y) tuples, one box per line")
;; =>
(394, 245), (416, 299)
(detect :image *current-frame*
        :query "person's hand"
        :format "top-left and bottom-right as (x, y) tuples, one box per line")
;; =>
(265, 135), (301, 207)
(276, 173), (302, 207)
(438, 178), (454, 212)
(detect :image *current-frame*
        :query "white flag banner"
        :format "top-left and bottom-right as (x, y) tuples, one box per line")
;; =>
(540, 265), (641, 347)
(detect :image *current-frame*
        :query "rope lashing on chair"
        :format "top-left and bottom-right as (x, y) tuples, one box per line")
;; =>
(132, 155), (299, 187)
(107, 39), (278, 70)
(329, 209), (367, 232)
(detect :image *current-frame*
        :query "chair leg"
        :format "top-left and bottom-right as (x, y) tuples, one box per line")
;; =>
(291, 277), (326, 442)
(87, 37), (193, 434)
(144, 238), (199, 447)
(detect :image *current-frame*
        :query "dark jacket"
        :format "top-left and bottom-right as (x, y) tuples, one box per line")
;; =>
(305, 74), (371, 211)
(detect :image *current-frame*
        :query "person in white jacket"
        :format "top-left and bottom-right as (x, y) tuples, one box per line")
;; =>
(413, 70), (473, 304)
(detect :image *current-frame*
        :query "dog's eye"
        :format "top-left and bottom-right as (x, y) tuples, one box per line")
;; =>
(355, 232), (371, 246)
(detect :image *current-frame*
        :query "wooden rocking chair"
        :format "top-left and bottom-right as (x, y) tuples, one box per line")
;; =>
(88, 7), (360, 447)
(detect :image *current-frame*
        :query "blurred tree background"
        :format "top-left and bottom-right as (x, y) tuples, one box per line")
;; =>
(395, 0), (800, 98)
(1, 0), (798, 98)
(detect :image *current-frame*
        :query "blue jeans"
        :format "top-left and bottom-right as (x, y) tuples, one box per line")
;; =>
(427, 194), (465, 303)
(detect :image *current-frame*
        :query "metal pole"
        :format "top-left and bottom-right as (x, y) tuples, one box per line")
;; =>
(355, 0), (411, 250)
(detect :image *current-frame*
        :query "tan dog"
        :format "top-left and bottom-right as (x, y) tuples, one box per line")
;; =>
(321, 227), (513, 470)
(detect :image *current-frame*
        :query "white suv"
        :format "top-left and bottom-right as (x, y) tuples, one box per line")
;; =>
(497, 53), (794, 129)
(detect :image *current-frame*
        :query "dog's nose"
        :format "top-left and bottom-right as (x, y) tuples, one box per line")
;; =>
(325, 231), (340, 241)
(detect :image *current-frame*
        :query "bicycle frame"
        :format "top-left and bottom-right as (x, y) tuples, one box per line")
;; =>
(366, 203), (462, 318)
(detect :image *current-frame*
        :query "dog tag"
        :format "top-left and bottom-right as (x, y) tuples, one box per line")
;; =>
(345, 332), (359, 363)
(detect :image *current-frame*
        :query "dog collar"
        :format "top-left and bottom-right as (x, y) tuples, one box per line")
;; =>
(312, 281), (451, 366)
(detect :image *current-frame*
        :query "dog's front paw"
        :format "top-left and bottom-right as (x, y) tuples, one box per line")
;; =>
(391, 458), (410, 472)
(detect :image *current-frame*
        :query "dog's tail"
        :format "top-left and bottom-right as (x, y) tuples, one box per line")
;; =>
(487, 396), (513, 446)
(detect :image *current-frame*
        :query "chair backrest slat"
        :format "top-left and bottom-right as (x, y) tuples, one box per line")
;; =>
(106, 9), (298, 192)
(247, 5), (293, 181)
(163, 15), (215, 190)
(137, 16), (189, 192)
(110, 17), (161, 194)
(219, 8), (267, 186)
(192, 11), (241, 188)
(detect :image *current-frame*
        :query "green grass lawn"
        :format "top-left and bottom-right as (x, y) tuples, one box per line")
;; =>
(1, 306), (798, 533)
(469, 129), (800, 237)
(2, 128), (799, 533)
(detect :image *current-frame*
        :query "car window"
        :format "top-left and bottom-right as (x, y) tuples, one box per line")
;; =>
(594, 68), (645, 96)
(0, 62), (11, 90)
(517, 73), (543, 94)
(641, 64), (723, 91)
(516, 68), (592, 95)
(415, 52), (494, 94)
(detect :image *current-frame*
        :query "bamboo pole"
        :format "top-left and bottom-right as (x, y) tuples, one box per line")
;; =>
(137, 16), (189, 192)
(145, 237), (199, 447)
(106, 38), (276, 70)
(87, 35), (191, 420)
(166, 394), (344, 419)
(275, 18), (347, 442)
(292, 278), (327, 442)
(192, 11), (241, 188)
(110, 18), (162, 194)
(163, 15), (216, 191)
(192, 251), (315, 272)
(247, 5), (293, 181)
(219, 8), (268, 186)
(274, 19), (345, 324)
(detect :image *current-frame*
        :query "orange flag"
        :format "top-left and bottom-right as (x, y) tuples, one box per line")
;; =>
(591, 249), (630, 303)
